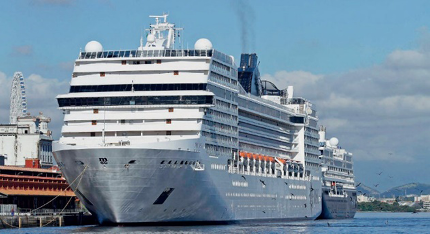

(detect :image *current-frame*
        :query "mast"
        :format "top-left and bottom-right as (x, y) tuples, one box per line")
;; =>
(140, 14), (183, 50)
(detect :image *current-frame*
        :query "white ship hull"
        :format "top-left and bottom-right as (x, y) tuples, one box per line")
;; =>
(53, 138), (321, 224)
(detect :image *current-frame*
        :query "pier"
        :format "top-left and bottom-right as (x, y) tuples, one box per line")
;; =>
(0, 211), (96, 229)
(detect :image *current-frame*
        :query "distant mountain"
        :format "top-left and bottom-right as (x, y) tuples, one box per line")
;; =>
(355, 182), (430, 198)
(380, 183), (430, 198)
(356, 183), (380, 197)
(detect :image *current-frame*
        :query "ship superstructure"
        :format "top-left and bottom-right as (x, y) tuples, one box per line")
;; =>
(317, 126), (357, 219)
(53, 14), (322, 224)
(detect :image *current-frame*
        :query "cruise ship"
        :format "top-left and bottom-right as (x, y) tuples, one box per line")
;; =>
(53, 14), (323, 224)
(317, 126), (357, 219)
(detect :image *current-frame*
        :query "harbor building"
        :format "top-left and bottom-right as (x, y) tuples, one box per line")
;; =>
(0, 112), (54, 168)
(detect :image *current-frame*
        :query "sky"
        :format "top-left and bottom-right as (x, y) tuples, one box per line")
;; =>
(1, 0), (430, 191)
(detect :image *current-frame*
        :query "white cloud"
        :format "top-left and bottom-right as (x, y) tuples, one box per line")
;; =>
(378, 95), (430, 114)
(319, 118), (349, 132)
(385, 49), (427, 69)
(261, 39), (430, 167)
(59, 61), (74, 71)
(261, 70), (323, 97)
(11, 45), (33, 56)
(262, 70), (322, 88)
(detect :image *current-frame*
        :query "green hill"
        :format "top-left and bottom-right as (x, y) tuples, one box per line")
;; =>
(381, 183), (430, 198)
(356, 183), (380, 197)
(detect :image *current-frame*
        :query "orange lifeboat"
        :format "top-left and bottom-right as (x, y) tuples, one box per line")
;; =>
(277, 158), (286, 164)
(258, 154), (264, 161)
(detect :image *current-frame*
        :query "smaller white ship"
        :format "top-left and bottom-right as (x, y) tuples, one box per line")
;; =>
(317, 126), (357, 219)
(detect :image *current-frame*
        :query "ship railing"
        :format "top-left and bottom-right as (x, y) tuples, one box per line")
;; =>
(12, 208), (84, 216)
(232, 168), (310, 180)
(78, 49), (234, 66)
(79, 49), (211, 60)
(239, 93), (296, 116)
(229, 164), (312, 181)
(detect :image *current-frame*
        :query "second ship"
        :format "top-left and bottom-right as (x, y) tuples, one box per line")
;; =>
(53, 14), (324, 224)
(318, 126), (357, 219)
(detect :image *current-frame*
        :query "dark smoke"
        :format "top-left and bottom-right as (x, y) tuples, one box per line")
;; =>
(234, 0), (256, 53)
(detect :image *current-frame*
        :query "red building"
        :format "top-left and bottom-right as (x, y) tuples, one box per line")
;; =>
(0, 159), (76, 211)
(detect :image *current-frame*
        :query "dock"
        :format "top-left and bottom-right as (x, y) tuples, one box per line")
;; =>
(0, 211), (96, 229)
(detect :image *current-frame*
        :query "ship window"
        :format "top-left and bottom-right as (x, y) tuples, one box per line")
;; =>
(180, 161), (184, 165)
(93, 109), (99, 114)
(168, 108), (174, 112)
(132, 61), (140, 65)
(100, 72), (105, 77)
(160, 160), (165, 164)
(24, 130), (28, 134)
(157, 60), (162, 64)
(121, 60), (126, 65)
(57, 95), (213, 107)
(90, 132), (95, 137)
(121, 120), (126, 124)
(69, 83), (207, 93)
(166, 131), (171, 135)
(174, 71), (179, 75)
(145, 60), (152, 64)
(166, 119), (171, 124)
(92, 120), (97, 125)
(168, 160), (172, 164)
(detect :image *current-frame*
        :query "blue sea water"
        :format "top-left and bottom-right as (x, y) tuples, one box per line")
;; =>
(2, 212), (430, 234)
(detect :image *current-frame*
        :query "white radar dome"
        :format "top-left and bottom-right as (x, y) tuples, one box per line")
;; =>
(147, 34), (155, 43)
(329, 137), (339, 147)
(194, 38), (213, 50)
(85, 41), (103, 53)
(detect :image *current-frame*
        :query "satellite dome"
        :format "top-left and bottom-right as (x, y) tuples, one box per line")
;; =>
(194, 38), (213, 50)
(329, 137), (339, 147)
(85, 41), (103, 53)
(147, 34), (155, 43)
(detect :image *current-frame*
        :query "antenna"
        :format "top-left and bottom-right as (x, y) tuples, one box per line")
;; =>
(144, 14), (183, 50)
